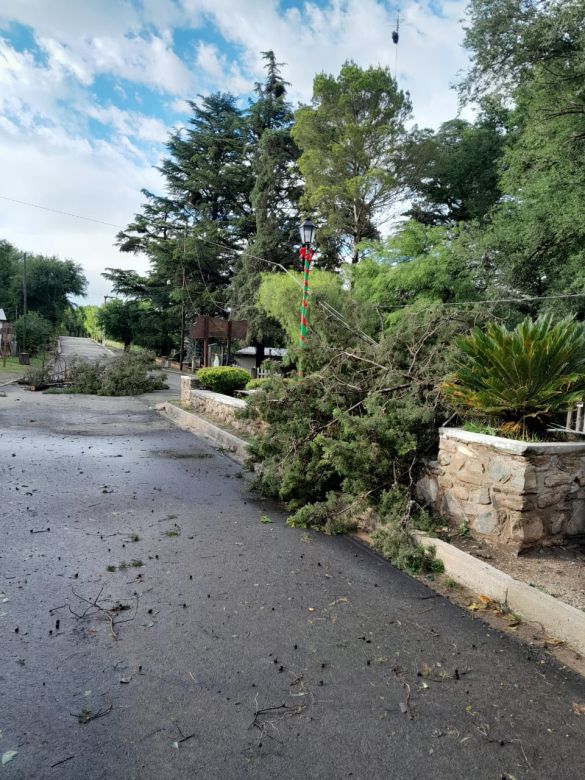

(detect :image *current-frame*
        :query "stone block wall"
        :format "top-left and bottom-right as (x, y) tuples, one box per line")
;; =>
(418, 428), (585, 550)
(180, 379), (266, 439)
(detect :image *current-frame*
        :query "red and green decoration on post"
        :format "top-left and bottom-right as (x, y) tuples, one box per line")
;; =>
(298, 218), (317, 354)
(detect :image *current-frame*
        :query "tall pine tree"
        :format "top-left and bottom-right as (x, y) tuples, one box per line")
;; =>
(229, 51), (302, 365)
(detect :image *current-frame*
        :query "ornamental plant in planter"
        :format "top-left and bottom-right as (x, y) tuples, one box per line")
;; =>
(423, 316), (585, 549)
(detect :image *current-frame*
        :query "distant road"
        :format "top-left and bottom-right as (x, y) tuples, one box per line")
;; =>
(58, 336), (112, 362)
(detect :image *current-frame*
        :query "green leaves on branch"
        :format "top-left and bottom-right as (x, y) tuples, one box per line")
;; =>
(441, 315), (585, 437)
(243, 308), (481, 559)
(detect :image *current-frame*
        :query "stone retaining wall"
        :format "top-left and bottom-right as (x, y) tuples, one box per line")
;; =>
(180, 377), (265, 439)
(418, 428), (585, 550)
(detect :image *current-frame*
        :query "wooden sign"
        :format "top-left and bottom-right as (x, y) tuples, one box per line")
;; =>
(190, 316), (247, 340)
(189, 316), (247, 367)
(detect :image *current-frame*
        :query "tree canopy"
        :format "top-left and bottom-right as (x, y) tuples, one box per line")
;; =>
(292, 61), (411, 263)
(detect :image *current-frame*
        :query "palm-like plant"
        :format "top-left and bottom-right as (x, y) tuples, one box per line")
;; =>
(441, 315), (585, 438)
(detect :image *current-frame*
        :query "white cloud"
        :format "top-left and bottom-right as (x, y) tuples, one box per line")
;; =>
(196, 41), (224, 80)
(86, 104), (169, 144)
(187, 0), (470, 127)
(0, 123), (162, 303)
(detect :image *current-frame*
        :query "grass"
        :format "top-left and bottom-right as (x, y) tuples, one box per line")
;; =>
(0, 354), (46, 375)
(104, 340), (150, 355)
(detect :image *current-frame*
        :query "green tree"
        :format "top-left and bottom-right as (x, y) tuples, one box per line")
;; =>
(455, 0), (585, 317)
(352, 221), (482, 325)
(461, 0), (583, 102)
(60, 306), (87, 337)
(0, 241), (86, 325)
(14, 311), (53, 355)
(229, 51), (302, 365)
(292, 61), (411, 264)
(403, 116), (505, 225)
(0, 240), (18, 319)
(115, 92), (253, 361)
(81, 305), (102, 341)
(98, 299), (141, 351)
(257, 269), (348, 346)
(17, 255), (86, 324)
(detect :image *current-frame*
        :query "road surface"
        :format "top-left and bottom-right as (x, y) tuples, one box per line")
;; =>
(1, 385), (584, 779)
(58, 336), (113, 363)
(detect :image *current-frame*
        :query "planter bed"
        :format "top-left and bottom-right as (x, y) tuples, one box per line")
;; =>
(418, 427), (585, 550)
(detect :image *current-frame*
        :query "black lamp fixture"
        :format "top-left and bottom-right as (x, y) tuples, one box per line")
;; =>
(299, 218), (317, 247)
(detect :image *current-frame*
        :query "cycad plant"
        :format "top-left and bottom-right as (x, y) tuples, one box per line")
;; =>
(441, 315), (585, 438)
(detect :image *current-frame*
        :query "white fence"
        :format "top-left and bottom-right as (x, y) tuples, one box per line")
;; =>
(564, 403), (585, 435)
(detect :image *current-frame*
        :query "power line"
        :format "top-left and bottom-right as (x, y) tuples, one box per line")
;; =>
(0, 194), (123, 229)
(379, 292), (585, 311)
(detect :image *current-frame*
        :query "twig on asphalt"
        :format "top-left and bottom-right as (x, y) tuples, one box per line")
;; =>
(50, 755), (74, 768)
(68, 586), (138, 640)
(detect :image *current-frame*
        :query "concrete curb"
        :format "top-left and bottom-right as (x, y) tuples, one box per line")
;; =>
(414, 531), (585, 655)
(158, 402), (248, 464)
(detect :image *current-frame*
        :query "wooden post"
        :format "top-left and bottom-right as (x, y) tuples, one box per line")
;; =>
(203, 315), (209, 367)
(226, 321), (232, 365)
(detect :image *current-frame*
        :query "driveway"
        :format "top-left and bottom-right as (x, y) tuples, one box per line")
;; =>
(1, 386), (584, 779)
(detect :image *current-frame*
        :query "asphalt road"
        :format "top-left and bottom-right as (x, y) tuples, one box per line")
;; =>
(58, 337), (113, 363)
(1, 385), (585, 779)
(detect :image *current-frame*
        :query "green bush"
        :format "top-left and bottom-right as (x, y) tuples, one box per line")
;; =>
(245, 378), (269, 390)
(441, 315), (585, 438)
(196, 366), (251, 395)
(69, 354), (168, 396)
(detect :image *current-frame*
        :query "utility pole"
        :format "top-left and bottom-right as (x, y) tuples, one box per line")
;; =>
(179, 265), (186, 371)
(102, 295), (112, 345)
(21, 252), (28, 361)
(179, 226), (187, 371)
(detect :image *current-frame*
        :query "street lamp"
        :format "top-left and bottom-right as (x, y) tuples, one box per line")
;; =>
(298, 219), (317, 367)
(299, 218), (317, 247)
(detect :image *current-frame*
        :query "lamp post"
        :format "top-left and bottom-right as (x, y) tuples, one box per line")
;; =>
(298, 218), (317, 372)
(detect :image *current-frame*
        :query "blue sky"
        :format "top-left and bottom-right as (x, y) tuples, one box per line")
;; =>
(0, 0), (469, 303)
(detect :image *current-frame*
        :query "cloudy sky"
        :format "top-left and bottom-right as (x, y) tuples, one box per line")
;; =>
(0, 0), (470, 304)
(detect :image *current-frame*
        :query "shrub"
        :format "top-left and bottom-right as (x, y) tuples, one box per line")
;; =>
(245, 378), (269, 390)
(196, 366), (250, 395)
(441, 315), (585, 438)
(69, 354), (167, 396)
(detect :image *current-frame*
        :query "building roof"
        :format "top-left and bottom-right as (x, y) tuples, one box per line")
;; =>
(0, 309), (7, 321)
(235, 346), (287, 357)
